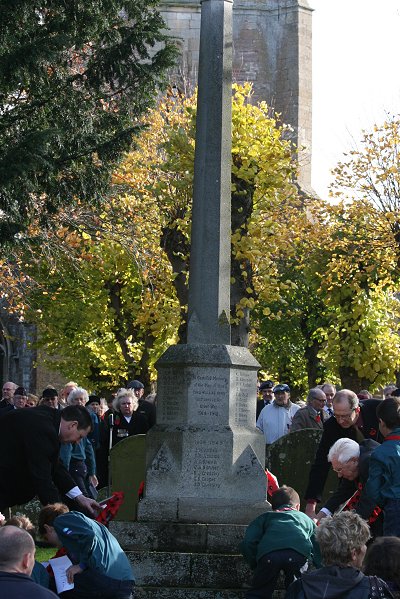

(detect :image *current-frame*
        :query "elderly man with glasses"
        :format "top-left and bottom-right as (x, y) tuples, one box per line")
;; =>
(304, 389), (382, 521)
(314, 437), (383, 537)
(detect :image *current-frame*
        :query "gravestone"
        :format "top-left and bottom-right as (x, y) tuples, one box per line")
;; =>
(266, 429), (338, 510)
(110, 434), (147, 521)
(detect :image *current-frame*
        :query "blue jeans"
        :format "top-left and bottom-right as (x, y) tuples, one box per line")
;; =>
(60, 569), (135, 599)
(384, 498), (400, 537)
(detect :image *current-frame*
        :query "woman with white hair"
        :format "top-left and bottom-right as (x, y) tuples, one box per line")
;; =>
(109, 388), (150, 447)
(61, 386), (98, 498)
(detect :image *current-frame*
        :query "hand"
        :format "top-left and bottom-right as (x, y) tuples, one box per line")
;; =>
(75, 494), (101, 516)
(66, 564), (83, 584)
(315, 510), (328, 522)
(89, 474), (98, 488)
(305, 502), (317, 520)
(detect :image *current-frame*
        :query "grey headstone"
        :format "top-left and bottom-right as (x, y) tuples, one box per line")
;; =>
(266, 429), (338, 509)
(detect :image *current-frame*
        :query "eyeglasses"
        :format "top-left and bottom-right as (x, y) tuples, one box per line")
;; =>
(334, 409), (356, 422)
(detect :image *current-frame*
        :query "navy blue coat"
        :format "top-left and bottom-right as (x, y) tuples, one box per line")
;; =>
(0, 571), (58, 598)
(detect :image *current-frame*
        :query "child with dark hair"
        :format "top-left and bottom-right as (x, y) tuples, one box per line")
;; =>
(4, 514), (50, 588)
(364, 536), (400, 595)
(365, 396), (400, 536)
(38, 503), (135, 599)
(240, 485), (321, 599)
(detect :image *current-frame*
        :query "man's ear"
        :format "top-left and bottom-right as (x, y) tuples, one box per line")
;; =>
(21, 551), (33, 573)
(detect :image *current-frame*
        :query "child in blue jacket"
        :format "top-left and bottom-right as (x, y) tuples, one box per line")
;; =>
(240, 485), (321, 599)
(38, 503), (134, 599)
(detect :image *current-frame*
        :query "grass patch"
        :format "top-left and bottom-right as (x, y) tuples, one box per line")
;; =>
(36, 546), (56, 563)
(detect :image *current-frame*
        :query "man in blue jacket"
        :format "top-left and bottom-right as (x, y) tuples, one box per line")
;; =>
(38, 503), (135, 598)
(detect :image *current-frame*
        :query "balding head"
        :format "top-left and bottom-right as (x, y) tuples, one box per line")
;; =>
(0, 526), (35, 574)
(332, 390), (360, 429)
(307, 388), (326, 411)
(333, 389), (359, 411)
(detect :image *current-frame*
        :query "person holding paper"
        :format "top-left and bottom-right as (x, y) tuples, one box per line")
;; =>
(0, 404), (100, 516)
(39, 503), (135, 598)
(0, 525), (58, 598)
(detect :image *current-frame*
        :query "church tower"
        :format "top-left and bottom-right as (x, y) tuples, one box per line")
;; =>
(159, 0), (313, 191)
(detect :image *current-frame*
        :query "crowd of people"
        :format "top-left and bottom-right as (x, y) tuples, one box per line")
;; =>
(0, 378), (156, 598)
(2, 376), (400, 598)
(0, 379), (156, 506)
(245, 380), (400, 598)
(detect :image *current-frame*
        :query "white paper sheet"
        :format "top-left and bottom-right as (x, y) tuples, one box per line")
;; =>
(49, 555), (75, 593)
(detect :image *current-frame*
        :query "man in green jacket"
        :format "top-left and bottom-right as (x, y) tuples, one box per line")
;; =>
(240, 486), (321, 599)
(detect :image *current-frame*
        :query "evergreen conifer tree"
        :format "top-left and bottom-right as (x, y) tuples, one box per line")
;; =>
(0, 0), (176, 242)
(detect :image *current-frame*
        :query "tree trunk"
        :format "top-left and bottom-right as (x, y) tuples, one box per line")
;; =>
(230, 177), (254, 347)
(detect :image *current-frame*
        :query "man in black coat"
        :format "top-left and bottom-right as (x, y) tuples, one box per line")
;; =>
(0, 380), (17, 412)
(0, 525), (58, 598)
(0, 404), (100, 515)
(304, 390), (382, 519)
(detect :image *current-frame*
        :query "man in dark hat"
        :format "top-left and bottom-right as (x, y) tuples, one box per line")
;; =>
(257, 380), (274, 419)
(40, 387), (61, 410)
(13, 387), (28, 409)
(257, 384), (300, 445)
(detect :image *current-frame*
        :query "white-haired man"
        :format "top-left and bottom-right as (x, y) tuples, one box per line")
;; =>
(304, 389), (382, 520)
(0, 381), (17, 412)
(314, 437), (382, 536)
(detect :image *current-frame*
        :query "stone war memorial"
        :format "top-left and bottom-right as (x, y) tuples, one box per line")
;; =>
(110, 0), (271, 596)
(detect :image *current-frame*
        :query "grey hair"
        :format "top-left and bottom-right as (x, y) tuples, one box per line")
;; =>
(0, 526), (35, 569)
(67, 386), (89, 404)
(383, 384), (397, 396)
(328, 438), (360, 464)
(316, 512), (370, 567)
(112, 388), (138, 412)
(333, 389), (359, 410)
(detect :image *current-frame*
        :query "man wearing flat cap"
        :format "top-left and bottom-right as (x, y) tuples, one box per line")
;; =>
(40, 387), (61, 410)
(256, 380), (274, 419)
(256, 384), (300, 445)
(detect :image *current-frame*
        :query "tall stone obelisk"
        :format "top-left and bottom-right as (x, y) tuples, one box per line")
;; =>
(137, 0), (267, 525)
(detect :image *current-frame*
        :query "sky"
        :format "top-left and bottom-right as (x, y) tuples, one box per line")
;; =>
(311, 0), (400, 199)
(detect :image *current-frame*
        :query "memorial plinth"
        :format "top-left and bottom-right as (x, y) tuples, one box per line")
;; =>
(137, 344), (267, 524)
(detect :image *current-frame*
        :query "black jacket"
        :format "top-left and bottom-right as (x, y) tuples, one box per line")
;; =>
(0, 406), (76, 509)
(305, 400), (382, 503)
(285, 566), (393, 599)
(0, 571), (58, 599)
(324, 439), (379, 517)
